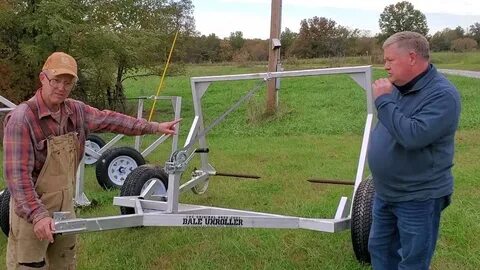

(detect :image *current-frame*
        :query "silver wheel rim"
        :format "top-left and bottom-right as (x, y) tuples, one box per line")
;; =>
(107, 156), (138, 186)
(84, 140), (102, 165)
(141, 178), (167, 196)
(191, 170), (209, 194)
(192, 180), (209, 194)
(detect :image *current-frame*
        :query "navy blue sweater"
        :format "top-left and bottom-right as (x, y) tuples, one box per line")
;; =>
(368, 65), (461, 202)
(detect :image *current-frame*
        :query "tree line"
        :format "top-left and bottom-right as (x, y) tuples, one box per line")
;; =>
(184, 1), (479, 63)
(0, 1), (478, 109)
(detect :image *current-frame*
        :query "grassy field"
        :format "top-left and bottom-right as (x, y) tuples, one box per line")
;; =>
(1, 63), (479, 269)
(213, 51), (480, 71)
(430, 51), (480, 71)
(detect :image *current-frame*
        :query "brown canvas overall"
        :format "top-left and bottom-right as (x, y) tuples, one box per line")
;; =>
(7, 101), (79, 270)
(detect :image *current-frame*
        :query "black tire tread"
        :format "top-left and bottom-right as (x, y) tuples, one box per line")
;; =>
(351, 176), (375, 264)
(0, 189), (11, 237)
(120, 165), (168, 215)
(84, 134), (106, 165)
(86, 134), (105, 148)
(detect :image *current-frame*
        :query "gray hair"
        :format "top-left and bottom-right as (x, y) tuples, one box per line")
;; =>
(383, 31), (430, 60)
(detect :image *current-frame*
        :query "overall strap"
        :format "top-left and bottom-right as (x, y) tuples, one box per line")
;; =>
(63, 99), (79, 134)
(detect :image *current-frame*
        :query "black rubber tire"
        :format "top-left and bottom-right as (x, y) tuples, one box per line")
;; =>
(120, 165), (169, 215)
(351, 176), (375, 264)
(0, 189), (10, 237)
(95, 147), (146, 190)
(84, 134), (106, 165)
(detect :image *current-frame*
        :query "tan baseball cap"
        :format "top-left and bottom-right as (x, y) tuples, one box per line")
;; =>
(42, 52), (78, 79)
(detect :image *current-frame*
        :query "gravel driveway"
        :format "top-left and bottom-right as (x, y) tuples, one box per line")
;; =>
(438, 69), (480, 79)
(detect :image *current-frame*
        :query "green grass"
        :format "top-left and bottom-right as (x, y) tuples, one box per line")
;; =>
(215, 51), (480, 71)
(1, 63), (480, 269)
(430, 51), (480, 71)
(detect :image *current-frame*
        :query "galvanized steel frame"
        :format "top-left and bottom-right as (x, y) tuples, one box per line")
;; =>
(75, 95), (182, 206)
(54, 66), (376, 235)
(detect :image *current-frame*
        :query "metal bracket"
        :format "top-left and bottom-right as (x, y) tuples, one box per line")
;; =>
(165, 150), (191, 174)
(54, 211), (74, 222)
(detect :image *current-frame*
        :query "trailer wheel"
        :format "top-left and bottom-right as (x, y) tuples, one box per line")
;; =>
(0, 189), (10, 237)
(191, 181), (209, 194)
(84, 134), (106, 165)
(95, 147), (145, 190)
(191, 169), (209, 195)
(120, 165), (169, 215)
(351, 176), (375, 264)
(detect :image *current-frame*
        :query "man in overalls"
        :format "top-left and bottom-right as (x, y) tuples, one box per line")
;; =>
(3, 52), (181, 269)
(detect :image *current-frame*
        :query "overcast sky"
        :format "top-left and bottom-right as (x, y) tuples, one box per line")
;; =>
(192, 0), (480, 38)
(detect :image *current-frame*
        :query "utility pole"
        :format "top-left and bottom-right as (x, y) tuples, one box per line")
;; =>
(266, 0), (282, 115)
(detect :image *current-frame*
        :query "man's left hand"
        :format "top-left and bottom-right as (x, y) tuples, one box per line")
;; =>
(372, 78), (394, 100)
(156, 118), (182, 135)
(33, 217), (55, 243)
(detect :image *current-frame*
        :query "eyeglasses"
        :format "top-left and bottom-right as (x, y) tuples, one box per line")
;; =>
(44, 73), (76, 90)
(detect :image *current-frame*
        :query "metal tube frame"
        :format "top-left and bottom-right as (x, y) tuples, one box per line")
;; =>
(75, 95), (182, 206)
(55, 66), (375, 235)
(82, 96), (181, 160)
(0, 95), (16, 113)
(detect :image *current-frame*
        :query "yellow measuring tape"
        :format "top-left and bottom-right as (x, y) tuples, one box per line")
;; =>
(148, 30), (179, 121)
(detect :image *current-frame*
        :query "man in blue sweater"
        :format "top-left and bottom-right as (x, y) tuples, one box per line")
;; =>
(367, 31), (461, 269)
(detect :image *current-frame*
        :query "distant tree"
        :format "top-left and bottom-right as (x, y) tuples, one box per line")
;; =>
(450, 38), (477, 52)
(242, 39), (269, 61)
(218, 39), (234, 62)
(349, 31), (380, 56)
(289, 20), (313, 58)
(229, 31), (245, 50)
(430, 27), (464, 52)
(232, 49), (249, 63)
(468, 22), (480, 43)
(453, 26), (466, 37)
(289, 16), (355, 58)
(181, 33), (221, 63)
(280, 27), (298, 57)
(203, 34), (222, 61)
(378, 1), (429, 42)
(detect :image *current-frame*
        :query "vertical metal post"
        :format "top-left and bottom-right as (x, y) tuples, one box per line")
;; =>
(350, 68), (374, 217)
(166, 173), (181, 213)
(75, 156), (90, 206)
(190, 81), (210, 170)
(135, 98), (144, 151)
(171, 97), (181, 155)
(266, 0), (282, 114)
